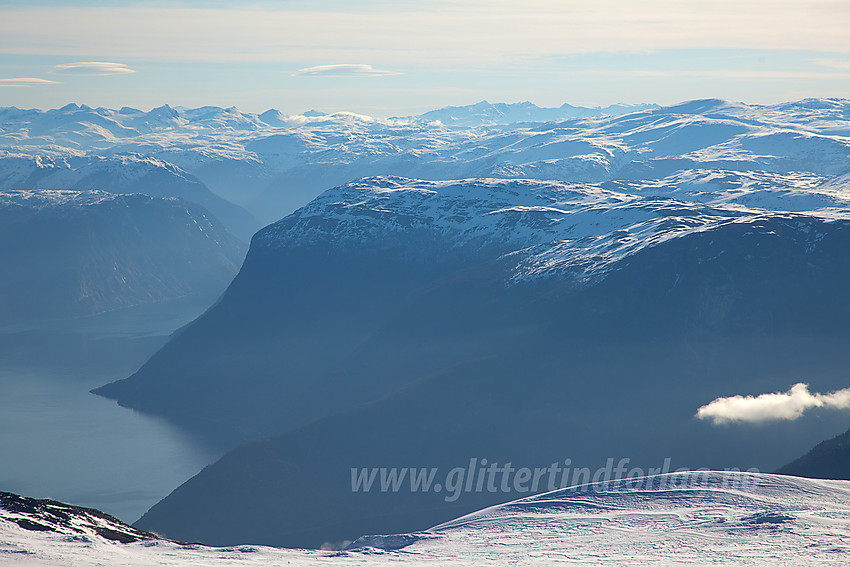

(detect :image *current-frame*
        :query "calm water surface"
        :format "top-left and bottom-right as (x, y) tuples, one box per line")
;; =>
(0, 298), (224, 523)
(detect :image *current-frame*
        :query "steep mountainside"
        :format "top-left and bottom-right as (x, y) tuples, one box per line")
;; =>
(776, 426), (850, 480)
(129, 211), (850, 546)
(0, 190), (245, 323)
(96, 175), (850, 441)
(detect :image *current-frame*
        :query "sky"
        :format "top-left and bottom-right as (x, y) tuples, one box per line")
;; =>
(0, 0), (849, 116)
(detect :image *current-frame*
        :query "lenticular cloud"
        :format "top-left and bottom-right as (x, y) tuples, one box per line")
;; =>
(0, 78), (61, 87)
(52, 62), (135, 76)
(696, 383), (850, 424)
(292, 64), (399, 77)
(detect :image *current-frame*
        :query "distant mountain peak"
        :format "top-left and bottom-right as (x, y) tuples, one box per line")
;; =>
(148, 104), (179, 118)
(658, 98), (741, 115)
(58, 102), (88, 112)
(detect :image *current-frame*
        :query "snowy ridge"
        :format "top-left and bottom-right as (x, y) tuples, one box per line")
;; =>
(0, 152), (196, 190)
(0, 149), (260, 240)
(4, 472), (850, 565)
(0, 188), (132, 208)
(257, 175), (850, 282)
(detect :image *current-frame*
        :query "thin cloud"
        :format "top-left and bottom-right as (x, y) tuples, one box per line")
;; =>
(696, 383), (850, 425)
(696, 69), (850, 79)
(0, 77), (61, 87)
(2, 3), (849, 63)
(813, 58), (850, 70)
(292, 64), (400, 77)
(580, 69), (850, 80)
(52, 62), (135, 76)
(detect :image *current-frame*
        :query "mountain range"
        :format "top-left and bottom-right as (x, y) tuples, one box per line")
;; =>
(4, 98), (849, 226)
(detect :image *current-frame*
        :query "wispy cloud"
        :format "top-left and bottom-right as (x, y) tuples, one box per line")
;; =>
(813, 58), (850, 70)
(580, 69), (850, 80)
(293, 64), (400, 77)
(51, 62), (135, 76)
(0, 77), (61, 88)
(696, 383), (850, 425)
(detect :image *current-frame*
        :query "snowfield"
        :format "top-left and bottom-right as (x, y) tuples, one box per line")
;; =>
(3, 472), (850, 566)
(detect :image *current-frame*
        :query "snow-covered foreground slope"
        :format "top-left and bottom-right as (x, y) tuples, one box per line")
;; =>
(3, 472), (850, 566)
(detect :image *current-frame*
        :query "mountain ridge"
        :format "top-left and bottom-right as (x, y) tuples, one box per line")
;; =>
(0, 188), (245, 323)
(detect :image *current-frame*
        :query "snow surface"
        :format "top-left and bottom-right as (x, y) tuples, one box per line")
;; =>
(3, 472), (850, 566)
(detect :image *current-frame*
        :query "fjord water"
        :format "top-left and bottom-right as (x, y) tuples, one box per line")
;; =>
(0, 297), (224, 522)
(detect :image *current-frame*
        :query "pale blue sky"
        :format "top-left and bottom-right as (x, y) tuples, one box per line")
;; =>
(0, 0), (848, 116)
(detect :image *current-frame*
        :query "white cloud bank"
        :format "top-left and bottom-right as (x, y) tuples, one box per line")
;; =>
(696, 383), (850, 425)
(0, 77), (61, 87)
(52, 62), (135, 76)
(293, 64), (399, 77)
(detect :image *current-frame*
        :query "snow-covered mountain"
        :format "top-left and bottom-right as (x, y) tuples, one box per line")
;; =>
(98, 169), (850, 439)
(4, 472), (850, 565)
(0, 152), (258, 240)
(256, 173), (850, 284)
(4, 99), (849, 225)
(0, 189), (245, 323)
